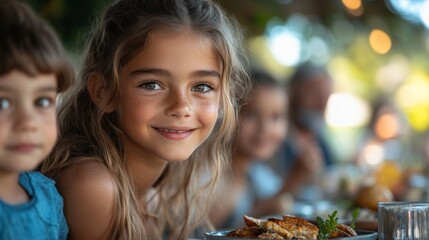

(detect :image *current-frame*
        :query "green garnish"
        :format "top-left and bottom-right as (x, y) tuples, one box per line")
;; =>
(350, 208), (360, 230)
(316, 209), (360, 239)
(316, 210), (338, 240)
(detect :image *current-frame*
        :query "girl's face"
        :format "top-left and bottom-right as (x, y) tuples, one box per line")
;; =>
(236, 86), (287, 160)
(117, 30), (222, 163)
(0, 70), (58, 174)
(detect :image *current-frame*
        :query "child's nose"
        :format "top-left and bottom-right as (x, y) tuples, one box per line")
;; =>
(165, 91), (192, 118)
(14, 104), (37, 132)
(258, 118), (270, 133)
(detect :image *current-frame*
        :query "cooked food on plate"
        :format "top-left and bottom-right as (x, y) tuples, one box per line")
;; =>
(227, 213), (357, 239)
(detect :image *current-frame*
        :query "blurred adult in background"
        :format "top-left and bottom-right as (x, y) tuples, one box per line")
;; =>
(209, 70), (288, 229)
(275, 63), (335, 201)
(354, 97), (410, 201)
(355, 97), (407, 168)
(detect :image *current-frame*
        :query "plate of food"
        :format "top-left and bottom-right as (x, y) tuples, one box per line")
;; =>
(204, 214), (378, 240)
(204, 230), (377, 240)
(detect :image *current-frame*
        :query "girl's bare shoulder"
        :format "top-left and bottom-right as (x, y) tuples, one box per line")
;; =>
(56, 158), (114, 191)
(55, 158), (116, 240)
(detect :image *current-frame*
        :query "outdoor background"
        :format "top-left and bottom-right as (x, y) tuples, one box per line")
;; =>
(26, 0), (429, 171)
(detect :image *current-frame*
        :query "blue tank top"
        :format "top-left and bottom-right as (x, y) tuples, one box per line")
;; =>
(0, 171), (68, 240)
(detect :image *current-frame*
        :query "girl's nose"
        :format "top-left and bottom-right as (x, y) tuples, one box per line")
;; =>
(259, 118), (270, 134)
(14, 104), (37, 132)
(165, 91), (192, 118)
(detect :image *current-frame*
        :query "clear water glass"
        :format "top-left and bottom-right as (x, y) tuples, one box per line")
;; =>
(378, 202), (429, 240)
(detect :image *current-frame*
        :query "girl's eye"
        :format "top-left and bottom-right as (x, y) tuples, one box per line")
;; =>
(35, 97), (54, 108)
(192, 83), (213, 93)
(138, 81), (162, 91)
(272, 113), (286, 122)
(0, 98), (10, 110)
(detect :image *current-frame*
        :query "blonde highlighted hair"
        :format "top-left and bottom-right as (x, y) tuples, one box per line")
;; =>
(41, 0), (249, 239)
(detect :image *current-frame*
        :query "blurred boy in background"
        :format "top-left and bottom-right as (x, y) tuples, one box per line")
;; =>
(209, 70), (288, 229)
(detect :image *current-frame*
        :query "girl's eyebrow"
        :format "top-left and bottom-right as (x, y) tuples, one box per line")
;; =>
(37, 86), (58, 92)
(129, 68), (170, 77)
(0, 85), (57, 92)
(191, 70), (221, 79)
(129, 68), (220, 79)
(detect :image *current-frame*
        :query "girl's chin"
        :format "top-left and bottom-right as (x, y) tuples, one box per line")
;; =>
(163, 152), (194, 162)
(166, 158), (189, 162)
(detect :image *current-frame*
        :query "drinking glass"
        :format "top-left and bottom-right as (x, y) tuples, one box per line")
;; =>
(378, 202), (429, 240)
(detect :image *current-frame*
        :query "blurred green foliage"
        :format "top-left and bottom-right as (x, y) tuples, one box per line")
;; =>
(26, 0), (110, 52)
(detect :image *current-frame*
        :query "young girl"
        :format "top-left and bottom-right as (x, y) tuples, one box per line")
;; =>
(209, 70), (288, 229)
(41, 0), (249, 239)
(0, 1), (73, 239)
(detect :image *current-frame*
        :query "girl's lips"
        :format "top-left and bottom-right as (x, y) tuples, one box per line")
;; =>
(6, 144), (40, 153)
(154, 127), (195, 140)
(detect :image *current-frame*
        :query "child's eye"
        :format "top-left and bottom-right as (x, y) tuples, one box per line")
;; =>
(192, 83), (213, 93)
(35, 97), (54, 108)
(0, 98), (10, 110)
(138, 81), (162, 91)
(272, 113), (286, 122)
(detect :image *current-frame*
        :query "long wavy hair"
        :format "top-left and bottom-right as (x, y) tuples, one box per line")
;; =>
(41, 0), (249, 239)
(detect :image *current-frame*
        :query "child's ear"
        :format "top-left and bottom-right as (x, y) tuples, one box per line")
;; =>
(87, 73), (115, 113)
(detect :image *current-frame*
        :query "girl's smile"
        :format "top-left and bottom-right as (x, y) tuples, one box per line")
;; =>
(40, 0), (249, 238)
(118, 29), (222, 163)
(153, 126), (196, 140)
(6, 143), (41, 153)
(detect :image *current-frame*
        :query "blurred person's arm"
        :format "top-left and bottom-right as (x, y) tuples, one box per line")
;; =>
(208, 179), (244, 228)
(279, 141), (323, 196)
(250, 192), (293, 217)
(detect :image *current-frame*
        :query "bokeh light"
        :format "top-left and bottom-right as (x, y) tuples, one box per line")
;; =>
(421, 1), (429, 29)
(342, 0), (362, 10)
(375, 55), (410, 93)
(325, 93), (370, 128)
(267, 25), (302, 66)
(363, 143), (384, 165)
(342, 0), (364, 16)
(348, 6), (364, 16)
(395, 71), (429, 131)
(375, 113), (400, 140)
(387, 0), (429, 29)
(369, 29), (392, 54)
(308, 36), (330, 65)
(248, 35), (293, 77)
(387, 0), (423, 23)
(374, 160), (402, 189)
